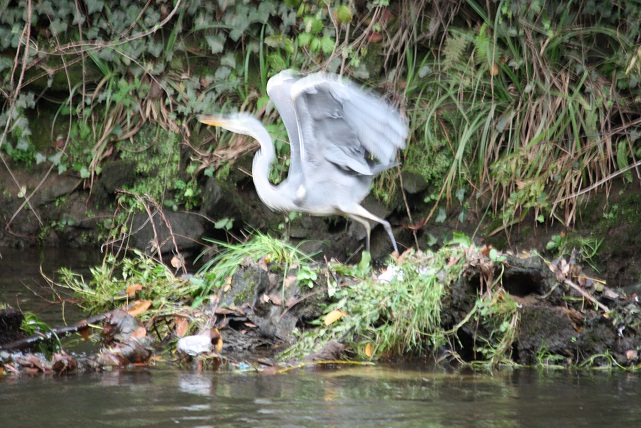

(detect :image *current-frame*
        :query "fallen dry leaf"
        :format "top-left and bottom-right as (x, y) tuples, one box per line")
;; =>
(324, 309), (344, 326)
(257, 256), (270, 272)
(211, 328), (223, 353)
(223, 276), (232, 292)
(368, 32), (383, 43)
(78, 325), (92, 341)
(269, 294), (283, 306)
(174, 316), (190, 337)
(364, 342), (373, 357)
(126, 283), (143, 297)
(127, 300), (152, 317)
(131, 327), (147, 338)
(284, 275), (297, 288)
(170, 255), (183, 269)
(490, 62), (500, 76)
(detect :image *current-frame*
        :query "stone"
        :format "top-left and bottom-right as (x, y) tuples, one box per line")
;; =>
(129, 210), (204, 253)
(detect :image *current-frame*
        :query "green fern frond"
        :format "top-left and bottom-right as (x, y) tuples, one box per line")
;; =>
(474, 23), (491, 67)
(441, 32), (470, 71)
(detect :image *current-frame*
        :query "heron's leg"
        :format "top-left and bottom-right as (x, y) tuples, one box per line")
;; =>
(344, 205), (398, 253)
(346, 214), (372, 252)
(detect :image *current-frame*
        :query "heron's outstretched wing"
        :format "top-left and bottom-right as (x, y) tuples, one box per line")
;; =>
(291, 72), (408, 176)
(266, 70), (304, 179)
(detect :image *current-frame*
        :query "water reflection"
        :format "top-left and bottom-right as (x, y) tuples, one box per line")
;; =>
(2, 366), (641, 427)
(0, 247), (102, 324)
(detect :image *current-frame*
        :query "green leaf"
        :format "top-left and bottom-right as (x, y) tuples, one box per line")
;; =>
(357, 251), (371, 276)
(337, 5), (353, 24)
(267, 53), (287, 72)
(264, 34), (284, 48)
(310, 37), (321, 53)
(35, 152), (47, 164)
(86, 0), (105, 14)
(205, 35), (225, 54)
(320, 35), (335, 54)
(298, 32), (313, 47)
(447, 232), (472, 247)
(435, 207), (446, 223)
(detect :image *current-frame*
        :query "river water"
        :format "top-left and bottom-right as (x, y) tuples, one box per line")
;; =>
(1, 248), (640, 427)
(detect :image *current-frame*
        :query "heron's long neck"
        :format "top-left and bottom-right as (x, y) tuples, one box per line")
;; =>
(251, 127), (296, 212)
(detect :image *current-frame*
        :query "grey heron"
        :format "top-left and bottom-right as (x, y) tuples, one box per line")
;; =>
(198, 70), (408, 253)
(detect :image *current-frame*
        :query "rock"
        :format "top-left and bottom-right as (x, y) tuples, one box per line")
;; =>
(515, 306), (577, 364)
(129, 210), (204, 253)
(96, 160), (138, 196)
(401, 170), (428, 194)
(199, 176), (252, 221)
(0, 307), (25, 345)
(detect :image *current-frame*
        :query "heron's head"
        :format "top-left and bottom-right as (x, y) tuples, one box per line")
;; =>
(197, 113), (261, 136)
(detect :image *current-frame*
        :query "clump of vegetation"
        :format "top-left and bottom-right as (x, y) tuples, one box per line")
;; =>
(281, 248), (459, 361)
(58, 250), (199, 321)
(195, 231), (317, 305)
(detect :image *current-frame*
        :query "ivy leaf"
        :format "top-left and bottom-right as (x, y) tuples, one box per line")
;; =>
(35, 152), (47, 164)
(205, 35), (224, 54)
(86, 0), (105, 15)
(320, 35), (335, 54)
(16, 138), (30, 151)
(298, 32), (313, 47)
(267, 53), (287, 72)
(48, 152), (62, 165)
(310, 37), (321, 53)
(337, 5), (353, 24)
(49, 20), (68, 37)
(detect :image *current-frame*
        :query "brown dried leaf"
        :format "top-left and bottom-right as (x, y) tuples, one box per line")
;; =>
(324, 309), (344, 326)
(127, 300), (152, 317)
(490, 62), (500, 76)
(364, 342), (373, 358)
(368, 32), (383, 43)
(211, 328), (223, 354)
(257, 256), (270, 272)
(269, 294), (282, 306)
(285, 296), (300, 308)
(215, 307), (241, 315)
(126, 283), (143, 297)
(131, 327), (147, 338)
(284, 275), (297, 288)
(447, 255), (462, 267)
(170, 255), (183, 269)
(223, 276), (232, 292)
(244, 322), (257, 328)
(174, 316), (190, 337)
(78, 325), (92, 341)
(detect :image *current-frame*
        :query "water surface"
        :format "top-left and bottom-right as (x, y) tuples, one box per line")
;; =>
(1, 249), (640, 427)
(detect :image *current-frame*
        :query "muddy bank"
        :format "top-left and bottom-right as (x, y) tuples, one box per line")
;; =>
(2, 244), (641, 374)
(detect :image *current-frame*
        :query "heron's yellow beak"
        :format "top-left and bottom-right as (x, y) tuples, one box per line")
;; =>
(197, 114), (227, 127)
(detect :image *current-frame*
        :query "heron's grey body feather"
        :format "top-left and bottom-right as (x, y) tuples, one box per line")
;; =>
(199, 70), (407, 252)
